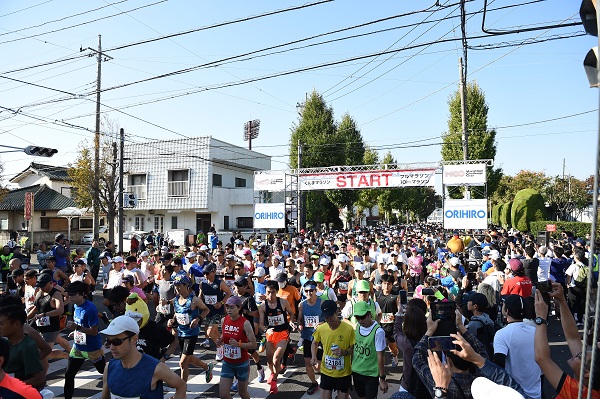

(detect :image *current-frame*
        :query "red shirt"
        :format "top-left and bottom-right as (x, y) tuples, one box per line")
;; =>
(501, 275), (533, 297)
(222, 315), (249, 364)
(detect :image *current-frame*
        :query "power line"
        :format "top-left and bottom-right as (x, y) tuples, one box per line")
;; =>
(0, 1), (54, 18)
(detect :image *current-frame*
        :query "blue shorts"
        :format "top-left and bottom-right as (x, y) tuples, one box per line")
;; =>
(221, 360), (250, 381)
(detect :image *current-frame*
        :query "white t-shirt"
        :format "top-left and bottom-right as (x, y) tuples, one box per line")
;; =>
(537, 257), (551, 282)
(341, 300), (381, 320)
(493, 322), (541, 399)
(358, 322), (387, 352)
(483, 272), (503, 292)
(565, 262), (586, 288)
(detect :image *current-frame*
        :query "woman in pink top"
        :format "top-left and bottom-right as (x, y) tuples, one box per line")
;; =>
(407, 248), (424, 288)
(121, 275), (148, 302)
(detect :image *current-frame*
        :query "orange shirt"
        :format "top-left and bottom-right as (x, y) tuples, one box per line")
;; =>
(0, 372), (42, 399)
(558, 374), (600, 399)
(277, 285), (300, 315)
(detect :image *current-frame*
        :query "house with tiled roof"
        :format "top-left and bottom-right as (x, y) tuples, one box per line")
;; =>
(10, 162), (74, 198)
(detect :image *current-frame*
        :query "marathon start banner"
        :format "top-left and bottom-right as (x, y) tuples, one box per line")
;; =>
(443, 199), (488, 230)
(298, 169), (436, 191)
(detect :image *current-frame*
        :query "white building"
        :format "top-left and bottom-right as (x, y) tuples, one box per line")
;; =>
(123, 136), (271, 240)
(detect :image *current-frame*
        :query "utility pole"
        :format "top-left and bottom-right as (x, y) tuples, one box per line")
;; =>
(86, 35), (113, 239)
(118, 128), (124, 251)
(297, 140), (303, 232)
(459, 57), (469, 199)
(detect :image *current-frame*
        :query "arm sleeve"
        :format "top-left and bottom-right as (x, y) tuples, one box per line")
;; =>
(493, 353), (507, 368)
(412, 335), (436, 398)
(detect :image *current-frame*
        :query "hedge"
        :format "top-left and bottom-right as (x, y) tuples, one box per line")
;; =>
(511, 189), (547, 232)
(500, 201), (512, 228)
(528, 220), (592, 238)
(491, 203), (502, 225)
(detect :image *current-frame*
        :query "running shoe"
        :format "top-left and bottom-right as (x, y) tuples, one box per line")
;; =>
(202, 339), (211, 348)
(267, 372), (274, 384)
(258, 338), (266, 353)
(269, 380), (278, 394)
(205, 363), (214, 383)
(307, 382), (319, 395)
(215, 346), (223, 361)
(258, 367), (266, 383)
(392, 356), (399, 368)
(231, 379), (238, 392)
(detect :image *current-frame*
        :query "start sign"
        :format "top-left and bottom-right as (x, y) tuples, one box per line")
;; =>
(298, 169), (435, 191)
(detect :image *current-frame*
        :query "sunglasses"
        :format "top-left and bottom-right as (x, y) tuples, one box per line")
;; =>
(235, 267), (243, 270)
(304, 289), (315, 293)
(105, 333), (135, 348)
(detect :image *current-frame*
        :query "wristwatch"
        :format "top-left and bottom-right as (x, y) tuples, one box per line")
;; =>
(379, 375), (386, 381)
(534, 317), (547, 325)
(434, 387), (448, 398)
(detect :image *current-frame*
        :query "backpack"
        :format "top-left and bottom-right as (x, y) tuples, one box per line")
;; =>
(574, 262), (589, 290)
(472, 318), (500, 358)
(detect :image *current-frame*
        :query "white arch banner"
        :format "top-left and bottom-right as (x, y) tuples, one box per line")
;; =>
(299, 169), (435, 191)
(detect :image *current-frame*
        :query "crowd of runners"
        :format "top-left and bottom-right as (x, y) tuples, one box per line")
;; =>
(0, 225), (599, 399)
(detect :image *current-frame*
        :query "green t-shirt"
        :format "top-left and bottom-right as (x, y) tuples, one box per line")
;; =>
(352, 322), (381, 377)
(5, 335), (43, 381)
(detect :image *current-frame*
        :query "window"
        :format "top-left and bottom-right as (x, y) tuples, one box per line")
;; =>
(223, 216), (229, 231)
(61, 187), (74, 198)
(237, 217), (253, 229)
(235, 177), (246, 188)
(154, 216), (164, 232)
(168, 170), (189, 197)
(41, 218), (49, 229)
(213, 174), (222, 187)
(134, 215), (145, 231)
(171, 216), (178, 229)
(128, 174), (147, 200)
(0, 219), (7, 230)
(79, 218), (93, 229)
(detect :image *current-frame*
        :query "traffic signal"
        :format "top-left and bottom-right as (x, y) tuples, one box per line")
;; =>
(581, 0), (599, 87)
(123, 193), (137, 208)
(24, 146), (58, 157)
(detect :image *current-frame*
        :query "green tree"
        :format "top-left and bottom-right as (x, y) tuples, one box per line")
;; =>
(511, 189), (547, 232)
(545, 176), (590, 221)
(491, 170), (551, 207)
(441, 81), (502, 198)
(377, 151), (400, 223)
(355, 147), (380, 224)
(67, 143), (94, 208)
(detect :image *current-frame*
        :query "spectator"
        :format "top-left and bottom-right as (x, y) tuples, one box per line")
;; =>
(501, 259), (532, 298)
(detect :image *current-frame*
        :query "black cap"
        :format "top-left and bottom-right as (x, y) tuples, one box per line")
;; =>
(275, 272), (287, 283)
(10, 268), (24, 278)
(35, 273), (53, 287)
(467, 292), (489, 310)
(234, 277), (248, 287)
(321, 300), (337, 318)
(503, 294), (525, 319)
(204, 263), (217, 274)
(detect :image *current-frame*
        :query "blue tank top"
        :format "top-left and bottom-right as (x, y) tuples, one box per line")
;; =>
(201, 278), (224, 317)
(108, 354), (162, 399)
(300, 297), (322, 340)
(173, 294), (200, 337)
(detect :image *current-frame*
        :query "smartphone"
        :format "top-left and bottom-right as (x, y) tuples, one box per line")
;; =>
(422, 288), (435, 296)
(428, 336), (456, 351)
(535, 280), (552, 293)
(399, 290), (408, 305)
(431, 301), (457, 336)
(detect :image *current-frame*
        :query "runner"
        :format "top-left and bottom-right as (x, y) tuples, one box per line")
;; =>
(101, 315), (186, 399)
(297, 280), (322, 395)
(341, 280), (381, 327)
(258, 280), (295, 394)
(166, 274), (214, 382)
(64, 281), (106, 399)
(311, 299), (355, 399)
(375, 274), (401, 367)
(314, 271), (337, 302)
(216, 295), (257, 399)
(198, 263), (231, 359)
(351, 301), (388, 399)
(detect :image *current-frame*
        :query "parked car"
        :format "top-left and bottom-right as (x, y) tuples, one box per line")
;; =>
(80, 226), (110, 245)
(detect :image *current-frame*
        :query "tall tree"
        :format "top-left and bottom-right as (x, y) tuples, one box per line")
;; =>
(377, 151), (400, 223)
(491, 170), (551, 207)
(545, 176), (589, 221)
(441, 81), (502, 198)
(355, 147), (380, 224)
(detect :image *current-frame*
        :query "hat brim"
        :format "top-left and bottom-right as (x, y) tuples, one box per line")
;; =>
(321, 310), (336, 318)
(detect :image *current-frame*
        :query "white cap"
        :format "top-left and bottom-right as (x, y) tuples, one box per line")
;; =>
(324, 240), (331, 246)
(319, 257), (330, 265)
(100, 315), (140, 336)
(471, 377), (525, 399)
(124, 310), (143, 322)
(186, 252), (197, 258)
(140, 251), (149, 257)
(282, 241), (289, 246)
(387, 265), (399, 272)
(253, 267), (266, 277)
(489, 250), (500, 260)
(199, 245), (208, 251)
(113, 256), (124, 263)
(377, 254), (389, 264)
(353, 263), (365, 272)
(449, 257), (460, 266)
(252, 242), (258, 246)
(337, 254), (349, 263)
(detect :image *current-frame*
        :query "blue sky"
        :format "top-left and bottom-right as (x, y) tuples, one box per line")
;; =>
(0, 0), (595, 182)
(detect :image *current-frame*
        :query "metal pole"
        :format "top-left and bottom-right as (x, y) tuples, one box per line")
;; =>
(459, 57), (469, 199)
(297, 140), (303, 231)
(118, 128), (124, 253)
(248, 121), (252, 151)
(93, 34), (102, 240)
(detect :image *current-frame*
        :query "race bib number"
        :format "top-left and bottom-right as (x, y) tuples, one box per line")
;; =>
(204, 295), (218, 305)
(74, 331), (87, 346)
(304, 315), (319, 328)
(223, 344), (241, 359)
(195, 276), (207, 285)
(157, 303), (171, 314)
(267, 314), (285, 326)
(110, 394), (140, 399)
(36, 316), (51, 327)
(338, 282), (348, 291)
(324, 355), (344, 370)
(381, 312), (394, 324)
(175, 313), (190, 326)
(225, 279), (235, 287)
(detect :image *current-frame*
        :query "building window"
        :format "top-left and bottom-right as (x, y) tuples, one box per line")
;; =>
(168, 170), (189, 197)
(134, 215), (145, 231)
(79, 218), (93, 229)
(0, 219), (8, 230)
(154, 216), (164, 232)
(237, 217), (253, 229)
(40, 218), (49, 229)
(171, 216), (178, 229)
(224, 216), (229, 231)
(128, 174), (147, 200)
(235, 177), (246, 188)
(213, 174), (222, 187)
(61, 187), (74, 198)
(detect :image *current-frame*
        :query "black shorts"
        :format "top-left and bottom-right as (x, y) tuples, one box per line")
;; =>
(320, 374), (352, 393)
(178, 335), (198, 355)
(383, 327), (395, 342)
(302, 339), (323, 359)
(352, 372), (379, 398)
(336, 293), (348, 303)
(102, 288), (111, 299)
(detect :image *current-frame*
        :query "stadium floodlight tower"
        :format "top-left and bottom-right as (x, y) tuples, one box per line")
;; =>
(243, 119), (260, 150)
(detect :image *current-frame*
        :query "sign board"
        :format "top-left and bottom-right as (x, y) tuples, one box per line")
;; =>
(299, 169), (435, 191)
(254, 171), (286, 192)
(253, 203), (286, 229)
(443, 199), (488, 230)
(24, 192), (33, 221)
(546, 224), (557, 232)
(442, 163), (487, 186)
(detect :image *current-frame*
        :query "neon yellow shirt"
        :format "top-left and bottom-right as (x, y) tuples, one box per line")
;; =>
(312, 321), (355, 377)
